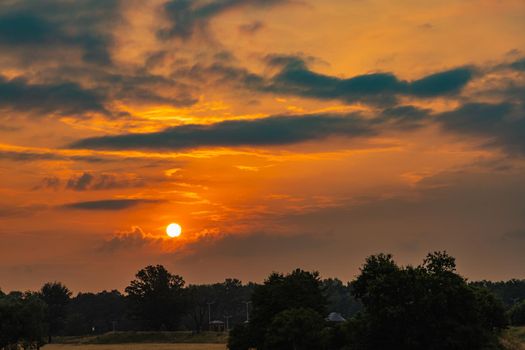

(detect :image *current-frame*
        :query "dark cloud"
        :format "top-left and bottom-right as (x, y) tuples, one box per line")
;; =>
(66, 172), (146, 191)
(0, 0), (120, 65)
(34, 176), (61, 190)
(238, 21), (264, 34)
(66, 173), (94, 191)
(262, 56), (473, 104)
(70, 112), (377, 150)
(509, 58), (525, 71)
(62, 199), (161, 211)
(436, 102), (525, 156)
(0, 75), (107, 117)
(0, 150), (108, 163)
(159, 0), (288, 40)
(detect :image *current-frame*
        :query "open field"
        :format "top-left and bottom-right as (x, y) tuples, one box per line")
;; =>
(53, 332), (228, 345)
(43, 328), (525, 350)
(44, 345), (226, 350)
(46, 332), (228, 350)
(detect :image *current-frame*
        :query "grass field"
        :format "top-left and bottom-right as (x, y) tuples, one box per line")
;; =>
(45, 344), (226, 350)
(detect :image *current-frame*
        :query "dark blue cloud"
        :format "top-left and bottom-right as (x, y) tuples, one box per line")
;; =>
(159, 0), (288, 40)
(0, 76), (107, 116)
(69, 106), (432, 151)
(70, 113), (377, 150)
(436, 102), (525, 156)
(509, 58), (525, 71)
(0, 0), (119, 65)
(263, 56), (473, 104)
(408, 68), (473, 96)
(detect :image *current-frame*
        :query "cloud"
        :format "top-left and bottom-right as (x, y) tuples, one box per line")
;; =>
(436, 102), (525, 156)
(261, 56), (473, 104)
(238, 21), (264, 34)
(99, 226), (161, 252)
(159, 0), (288, 40)
(66, 173), (94, 191)
(0, 0), (119, 65)
(69, 112), (380, 150)
(0, 149), (108, 163)
(0, 75), (108, 117)
(65, 172), (146, 191)
(34, 176), (61, 190)
(509, 58), (525, 71)
(62, 199), (161, 211)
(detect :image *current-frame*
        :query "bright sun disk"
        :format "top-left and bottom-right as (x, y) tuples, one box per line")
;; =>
(166, 223), (182, 238)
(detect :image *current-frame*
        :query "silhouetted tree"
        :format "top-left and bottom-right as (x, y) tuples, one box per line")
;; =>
(125, 265), (185, 330)
(264, 307), (325, 350)
(229, 268), (327, 350)
(39, 282), (71, 343)
(509, 300), (525, 326)
(322, 278), (362, 318)
(64, 290), (127, 335)
(0, 292), (47, 349)
(471, 279), (525, 308)
(348, 251), (507, 350)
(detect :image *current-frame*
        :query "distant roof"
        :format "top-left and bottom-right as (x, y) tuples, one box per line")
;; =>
(326, 312), (346, 322)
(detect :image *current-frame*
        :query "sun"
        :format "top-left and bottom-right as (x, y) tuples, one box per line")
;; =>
(166, 223), (182, 238)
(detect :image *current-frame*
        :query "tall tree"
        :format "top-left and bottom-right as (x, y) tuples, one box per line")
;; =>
(0, 292), (47, 349)
(229, 268), (327, 350)
(39, 282), (71, 343)
(125, 265), (185, 330)
(349, 251), (507, 350)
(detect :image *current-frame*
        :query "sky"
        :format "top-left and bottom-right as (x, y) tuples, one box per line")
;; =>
(1, 0), (525, 293)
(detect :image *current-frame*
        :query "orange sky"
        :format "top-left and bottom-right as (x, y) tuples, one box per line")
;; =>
(1, 0), (525, 292)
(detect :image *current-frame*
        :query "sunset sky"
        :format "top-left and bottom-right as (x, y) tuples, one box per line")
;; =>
(1, 0), (525, 292)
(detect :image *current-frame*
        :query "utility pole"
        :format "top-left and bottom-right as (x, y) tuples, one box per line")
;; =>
(207, 301), (215, 327)
(224, 315), (232, 331)
(243, 301), (252, 322)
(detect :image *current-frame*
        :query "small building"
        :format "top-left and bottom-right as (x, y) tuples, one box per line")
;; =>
(209, 320), (225, 332)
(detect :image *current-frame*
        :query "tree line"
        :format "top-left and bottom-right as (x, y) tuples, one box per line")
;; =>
(1, 251), (525, 349)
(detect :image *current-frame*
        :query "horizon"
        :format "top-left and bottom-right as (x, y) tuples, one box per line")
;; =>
(1, 0), (525, 293)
